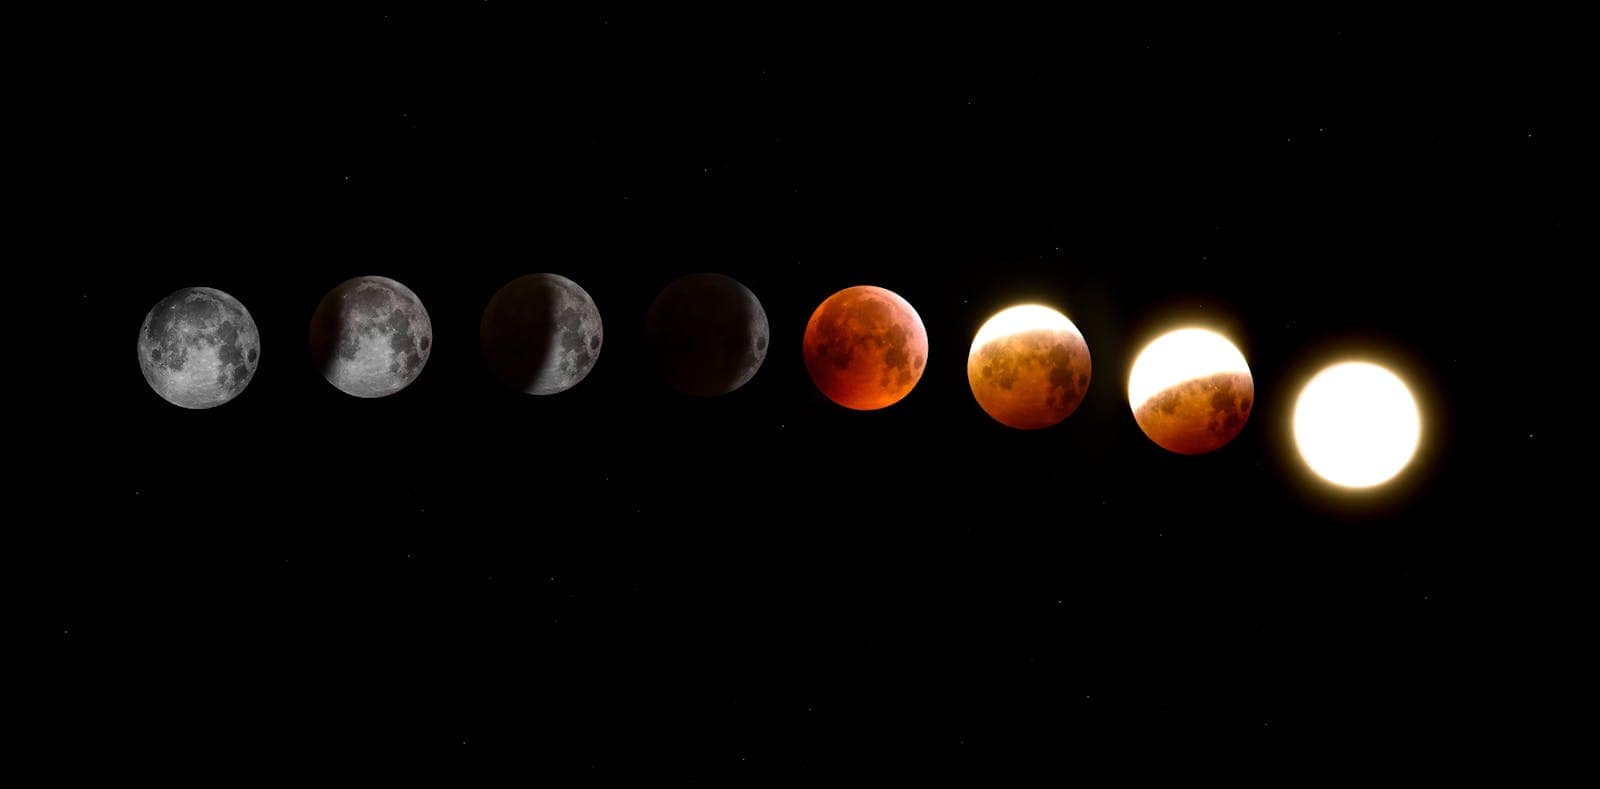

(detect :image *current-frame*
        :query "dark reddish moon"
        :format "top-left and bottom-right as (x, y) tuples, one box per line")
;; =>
(802, 285), (928, 410)
(967, 304), (1092, 430)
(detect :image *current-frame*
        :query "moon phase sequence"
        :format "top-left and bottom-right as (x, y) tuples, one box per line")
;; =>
(132, 276), (1429, 493)
(1127, 328), (1254, 454)
(967, 304), (1092, 430)
(802, 285), (928, 410)
(309, 276), (433, 398)
(481, 274), (604, 395)
(138, 287), (260, 409)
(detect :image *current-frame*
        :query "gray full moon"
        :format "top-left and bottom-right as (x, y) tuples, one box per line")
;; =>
(137, 287), (260, 409)
(645, 273), (769, 397)
(308, 276), (433, 398)
(480, 273), (603, 395)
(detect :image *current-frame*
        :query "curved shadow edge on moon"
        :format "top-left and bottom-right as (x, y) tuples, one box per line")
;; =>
(645, 273), (769, 397)
(308, 276), (433, 398)
(802, 286), (928, 410)
(1132, 371), (1254, 454)
(137, 287), (260, 409)
(480, 274), (603, 395)
(967, 327), (1092, 430)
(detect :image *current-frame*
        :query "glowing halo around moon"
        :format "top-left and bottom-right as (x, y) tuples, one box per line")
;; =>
(1126, 328), (1254, 454)
(1293, 361), (1421, 488)
(967, 304), (1092, 430)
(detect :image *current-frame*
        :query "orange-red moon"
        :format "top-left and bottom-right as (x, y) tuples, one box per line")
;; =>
(803, 285), (928, 410)
(967, 305), (1092, 429)
(1127, 328), (1254, 455)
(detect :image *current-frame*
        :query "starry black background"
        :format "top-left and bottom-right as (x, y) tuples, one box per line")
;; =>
(46, 7), (1565, 780)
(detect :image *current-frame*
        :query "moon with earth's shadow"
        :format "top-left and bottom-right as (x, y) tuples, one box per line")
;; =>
(137, 286), (260, 409)
(1127, 328), (1254, 455)
(480, 273), (604, 395)
(967, 304), (1092, 430)
(645, 273), (770, 397)
(802, 285), (928, 410)
(308, 276), (433, 398)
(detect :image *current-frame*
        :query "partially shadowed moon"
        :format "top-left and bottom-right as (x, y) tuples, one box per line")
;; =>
(802, 285), (927, 410)
(1127, 328), (1253, 455)
(967, 304), (1091, 429)
(138, 287), (260, 409)
(480, 274), (603, 395)
(308, 276), (432, 398)
(645, 273), (769, 397)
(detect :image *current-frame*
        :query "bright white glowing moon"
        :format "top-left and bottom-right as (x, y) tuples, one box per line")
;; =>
(1127, 328), (1250, 408)
(971, 304), (1083, 347)
(1293, 361), (1421, 488)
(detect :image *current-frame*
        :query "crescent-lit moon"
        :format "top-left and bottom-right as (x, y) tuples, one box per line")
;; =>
(645, 273), (769, 397)
(1293, 361), (1421, 488)
(1127, 328), (1254, 454)
(967, 304), (1092, 429)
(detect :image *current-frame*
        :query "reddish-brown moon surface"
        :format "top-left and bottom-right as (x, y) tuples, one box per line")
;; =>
(967, 305), (1092, 430)
(1127, 328), (1254, 455)
(802, 286), (928, 410)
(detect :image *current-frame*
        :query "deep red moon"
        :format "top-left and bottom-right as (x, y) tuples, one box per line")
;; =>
(802, 285), (928, 410)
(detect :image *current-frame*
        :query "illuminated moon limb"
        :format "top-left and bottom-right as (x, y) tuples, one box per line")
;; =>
(1293, 361), (1421, 488)
(1127, 328), (1253, 454)
(967, 304), (1091, 430)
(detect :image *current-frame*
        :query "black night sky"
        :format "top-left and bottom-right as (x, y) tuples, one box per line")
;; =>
(45, 8), (1565, 780)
